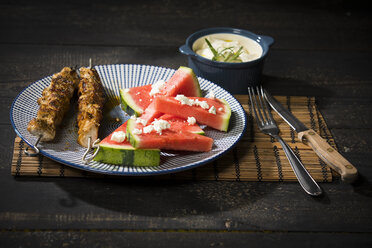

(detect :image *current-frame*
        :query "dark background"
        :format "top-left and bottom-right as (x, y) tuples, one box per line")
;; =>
(1, 0), (372, 247)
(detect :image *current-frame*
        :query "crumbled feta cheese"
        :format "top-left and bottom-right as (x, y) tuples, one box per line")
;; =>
(110, 131), (126, 143)
(175, 95), (209, 109)
(187, 117), (196, 125)
(124, 89), (130, 93)
(218, 107), (223, 112)
(130, 115), (137, 120)
(136, 92), (140, 95)
(135, 117), (147, 126)
(209, 106), (216, 115)
(152, 119), (171, 135)
(139, 99), (142, 102)
(143, 125), (154, 134)
(149, 79), (166, 96)
(199, 101), (209, 109)
(207, 90), (216, 99)
(132, 128), (142, 135)
(175, 94), (192, 105)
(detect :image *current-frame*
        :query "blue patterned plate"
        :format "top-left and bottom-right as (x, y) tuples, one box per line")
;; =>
(10, 64), (247, 175)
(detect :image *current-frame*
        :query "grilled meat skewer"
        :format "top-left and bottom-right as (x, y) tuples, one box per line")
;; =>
(27, 67), (79, 141)
(77, 67), (105, 148)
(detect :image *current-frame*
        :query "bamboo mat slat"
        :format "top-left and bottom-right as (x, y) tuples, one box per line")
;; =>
(11, 96), (334, 182)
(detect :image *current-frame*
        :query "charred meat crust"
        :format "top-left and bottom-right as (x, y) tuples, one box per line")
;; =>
(27, 67), (79, 142)
(77, 67), (105, 147)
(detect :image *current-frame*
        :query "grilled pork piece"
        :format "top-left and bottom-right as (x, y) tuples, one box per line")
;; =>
(77, 67), (105, 147)
(27, 67), (79, 141)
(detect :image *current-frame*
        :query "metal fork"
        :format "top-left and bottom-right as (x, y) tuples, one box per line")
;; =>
(248, 87), (322, 196)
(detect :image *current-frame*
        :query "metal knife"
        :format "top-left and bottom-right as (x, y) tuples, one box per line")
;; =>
(264, 90), (358, 183)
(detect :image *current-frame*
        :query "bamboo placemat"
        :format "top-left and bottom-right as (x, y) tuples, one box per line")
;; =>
(11, 96), (334, 182)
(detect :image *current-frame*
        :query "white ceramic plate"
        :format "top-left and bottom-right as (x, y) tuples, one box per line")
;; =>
(11, 64), (247, 175)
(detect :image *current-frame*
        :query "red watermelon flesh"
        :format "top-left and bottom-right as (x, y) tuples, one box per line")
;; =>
(137, 101), (163, 125)
(126, 85), (153, 111)
(158, 114), (205, 135)
(121, 66), (202, 123)
(153, 96), (231, 132)
(138, 67), (202, 124)
(160, 66), (202, 97)
(100, 121), (129, 145)
(100, 115), (203, 144)
(126, 119), (213, 152)
(120, 84), (153, 116)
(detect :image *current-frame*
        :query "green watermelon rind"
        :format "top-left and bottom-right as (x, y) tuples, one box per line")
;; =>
(93, 142), (160, 166)
(219, 98), (232, 132)
(192, 129), (205, 135)
(120, 88), (143, 116)
(126, 118), (141, 148)
(179, 66), (203, 97)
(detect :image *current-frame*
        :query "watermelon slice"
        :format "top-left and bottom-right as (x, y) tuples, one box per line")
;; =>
(120, 84), (153, 116)
(120, 66), (202, 123)
(161, 66), (202, 97)
(153, 96), (231, 132)
(93, 121), (160, 166)
(126, 118), (213, 152)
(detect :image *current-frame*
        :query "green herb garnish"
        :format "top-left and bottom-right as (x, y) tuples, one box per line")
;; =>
(205, 38), (224, 61)
(204, 38), (244, 63)
(205, 38), (219, 58)
(225, 46), (243, 62)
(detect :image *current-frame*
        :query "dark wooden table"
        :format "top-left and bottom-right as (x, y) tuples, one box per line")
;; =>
(1, 0), (372, 247)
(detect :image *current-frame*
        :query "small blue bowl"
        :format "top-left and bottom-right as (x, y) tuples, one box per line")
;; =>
(179, 27), (274, 94)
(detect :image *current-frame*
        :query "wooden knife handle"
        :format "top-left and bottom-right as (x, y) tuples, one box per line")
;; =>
(298, 129), (358, 183)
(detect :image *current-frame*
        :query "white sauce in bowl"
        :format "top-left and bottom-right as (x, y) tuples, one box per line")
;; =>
(193, 33), (263, 63)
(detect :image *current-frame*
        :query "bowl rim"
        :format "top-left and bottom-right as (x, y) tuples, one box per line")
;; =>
(182, 27), (274, 68)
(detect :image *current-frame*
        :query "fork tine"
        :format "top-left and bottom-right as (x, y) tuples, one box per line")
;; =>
(248, 87), (262, 127)
(261, 87), (275, 124)
(256, 86), (269, 124)
(249, 87), (265, 125)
